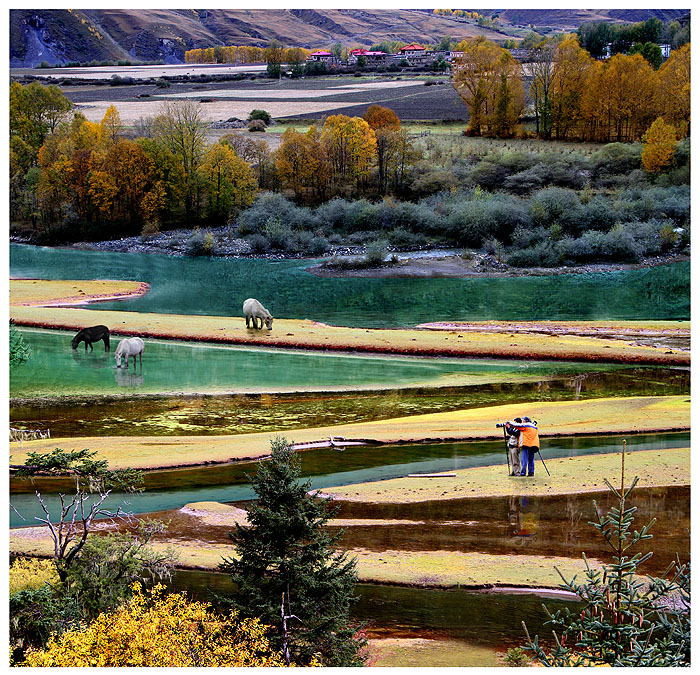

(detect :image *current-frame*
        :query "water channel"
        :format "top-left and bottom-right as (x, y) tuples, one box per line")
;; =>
(10, 244), (690, 324)
(12, 328), (631, 398)
(169, 569), (581, 665)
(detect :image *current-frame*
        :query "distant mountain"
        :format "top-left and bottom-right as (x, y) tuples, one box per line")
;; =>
(10, 8), (690, 68)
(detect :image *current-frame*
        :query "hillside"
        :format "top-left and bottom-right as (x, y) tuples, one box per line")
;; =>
(10, 8), (689, 67)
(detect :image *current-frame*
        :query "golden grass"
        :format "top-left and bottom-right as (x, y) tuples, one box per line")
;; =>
(9, 304), (689, 365)
(321, 446), (690, 503)
(10, 279), (147, 306)
(9, 396), (690, 470)
(368, 638), (501, 668)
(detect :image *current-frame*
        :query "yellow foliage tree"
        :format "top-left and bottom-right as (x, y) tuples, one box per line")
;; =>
(452, 36), (524, 136)
(320, 115), (377, 189)
(275, 126), (329, 200)
(199, 142), (258, 217)
(21, 583), (288, 667)
(100, 105), (122, 144)
(641, 117), (678, 173)
(656, 43), (690, 137)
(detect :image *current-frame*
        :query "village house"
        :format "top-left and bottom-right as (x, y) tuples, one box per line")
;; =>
(306, 50), (338, 65)
(395, 43), (427, 65)
(348, 48), (390, 66)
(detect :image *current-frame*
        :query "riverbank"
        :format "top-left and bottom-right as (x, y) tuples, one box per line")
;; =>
(10, 448), (687, 589)
(307, 253), (689, 279)
(10, 396), (690, 470)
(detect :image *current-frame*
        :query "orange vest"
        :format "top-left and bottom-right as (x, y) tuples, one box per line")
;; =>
(517, 425), (540, 448)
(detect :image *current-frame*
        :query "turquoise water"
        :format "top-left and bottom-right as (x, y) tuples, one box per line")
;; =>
(10, 432), (689, 527)
(11, 328), (621, 397)
(10, 245), (690, 325)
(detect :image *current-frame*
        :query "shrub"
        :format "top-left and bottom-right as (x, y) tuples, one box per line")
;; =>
(155, 78), (170, 89)
(509, 226), (548, 249)
(248, 109), (271, 124)
(10, 586), (81, 662)
(263, 216), (296, 251)
(140, 220), (161, 238)
(503, 647), (530, 667)
(10, 558), (58, 596)
(506, 241), (560, 267)
(529, 187), (582, 233)
(20, 583), (287, 667)
(308, 235), (330, 256)
(590, 142), (642, 179)
(185, 230), (207, 256)
(246, 233), (269, 253)
(363, 239), (389, 266)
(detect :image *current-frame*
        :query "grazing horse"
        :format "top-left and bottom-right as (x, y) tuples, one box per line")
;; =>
(72, 325), (110, 352)
(243, 298), (273, 330)
(115, 337), (145, 370)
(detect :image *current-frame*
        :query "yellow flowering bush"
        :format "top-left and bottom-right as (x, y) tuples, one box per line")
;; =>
(21, 583), (288, 667)
(9, 558), (58, 595)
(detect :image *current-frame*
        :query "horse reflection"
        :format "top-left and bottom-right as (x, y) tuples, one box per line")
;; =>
(114, 368), (144, 388)
(72, 348), (111, 369)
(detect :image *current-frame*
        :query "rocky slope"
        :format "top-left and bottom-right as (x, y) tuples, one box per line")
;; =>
(10, 8), (689, 67)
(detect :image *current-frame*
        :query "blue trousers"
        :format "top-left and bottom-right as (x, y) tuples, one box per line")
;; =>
(520, 446), (537, 475)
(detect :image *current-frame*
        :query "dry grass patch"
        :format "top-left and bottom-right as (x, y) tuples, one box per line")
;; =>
(10, 303), (689, 365)
(10, 279), (148, 306)
(321, 446), (689, 503)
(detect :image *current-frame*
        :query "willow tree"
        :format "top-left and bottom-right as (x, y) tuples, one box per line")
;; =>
(453, 36), (524, 137)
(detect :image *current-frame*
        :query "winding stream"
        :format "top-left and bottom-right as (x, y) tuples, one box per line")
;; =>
(10, 432), (689, 530)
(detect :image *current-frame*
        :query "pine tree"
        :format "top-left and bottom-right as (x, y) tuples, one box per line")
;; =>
(522, 443), (690, 666)
(219, 436), (367, 667)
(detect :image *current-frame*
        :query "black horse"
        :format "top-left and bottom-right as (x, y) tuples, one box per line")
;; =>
(71, 325), (110, 352)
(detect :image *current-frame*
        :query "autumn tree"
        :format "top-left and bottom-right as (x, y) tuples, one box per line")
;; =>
(656, 43), (690, 138)
(320, 114), (377, 193)
(362, 105), (417, 194)
(10, 81), (73, 166)
(219, 436), (366, 667)
(549, 36), (597, 140)
(641, 117), (678, 173)
(275, 126), (330, 201)
(453, 37), (524, 136)
(21, 583), (288, 667)
(153, 100), (206, 215)
(582, 53), (656, 142)
(100, 104), (122, 144)
(529, 41), (555, 139)
(199, 141), (258, 218)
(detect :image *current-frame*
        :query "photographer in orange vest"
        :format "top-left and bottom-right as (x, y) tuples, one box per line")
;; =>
(505, 417), (539, 477)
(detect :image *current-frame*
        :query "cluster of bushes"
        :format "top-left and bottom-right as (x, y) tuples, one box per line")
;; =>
(230, 185), (688, 263)
(410, 140), (690, 197)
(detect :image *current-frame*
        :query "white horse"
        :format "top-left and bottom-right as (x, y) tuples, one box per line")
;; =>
(115, 337), (144, 370)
